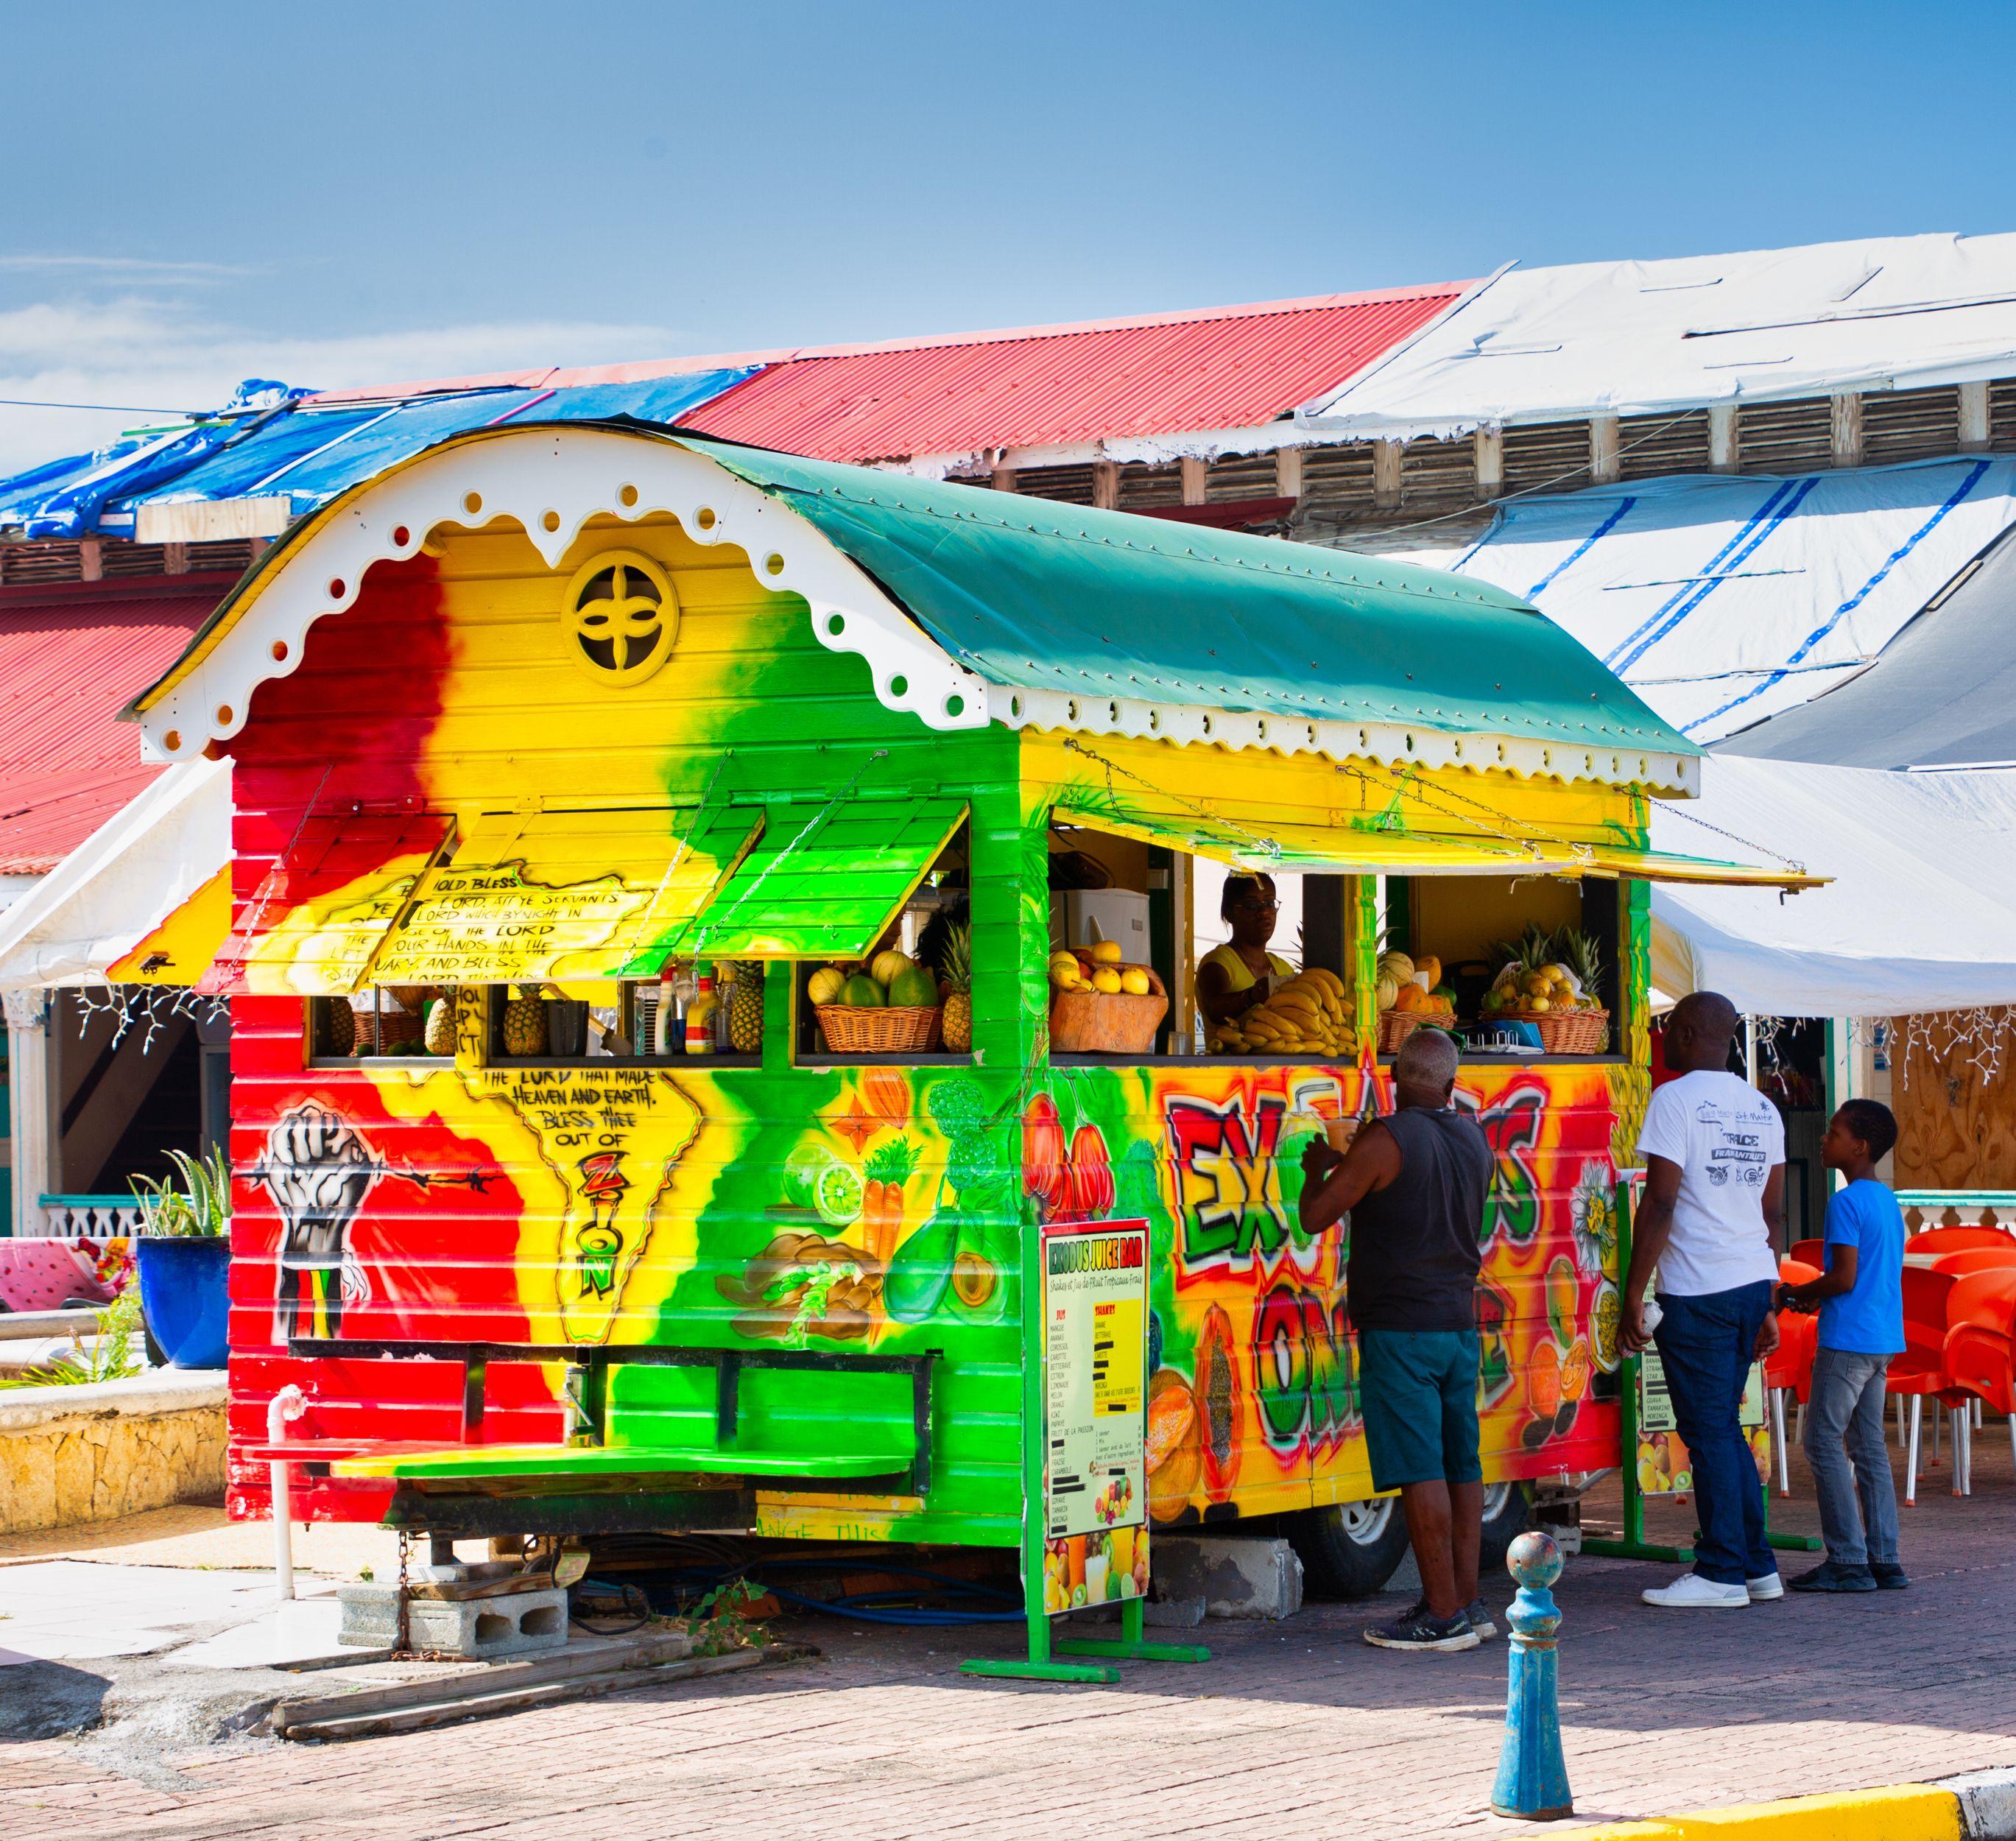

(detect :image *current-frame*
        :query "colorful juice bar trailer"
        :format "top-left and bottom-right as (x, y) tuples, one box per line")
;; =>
(129, 424), (1805, 1671)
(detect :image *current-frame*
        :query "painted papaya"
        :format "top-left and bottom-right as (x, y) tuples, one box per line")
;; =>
(1193, 1303), (1244, 1502)
(1545, 1255), (1579, 1346)
(1146, 1367), (1202, 1521)
(884, 1208), (961, 1322)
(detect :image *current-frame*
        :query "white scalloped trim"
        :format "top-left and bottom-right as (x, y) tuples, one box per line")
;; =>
(135, 424), (1696, 797)
(999, 686), (1697, 796)
(136, 426), (992, 760)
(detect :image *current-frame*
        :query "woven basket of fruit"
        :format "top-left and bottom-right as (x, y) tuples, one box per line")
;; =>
(1512, 1007), (1610, 1055)
(808, 948), (948, 1055)
(815, 1002), (944, 1055)
(1378, 1011), (1436, 1054)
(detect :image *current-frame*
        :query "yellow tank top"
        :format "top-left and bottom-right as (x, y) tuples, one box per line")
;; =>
(1201, 943), (1295, 1051)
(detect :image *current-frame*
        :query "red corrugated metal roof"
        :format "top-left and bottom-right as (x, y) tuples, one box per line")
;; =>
(676, 286), (1467, 462)
(0, 576), (228, 875)
(305, 282), (1469, 461)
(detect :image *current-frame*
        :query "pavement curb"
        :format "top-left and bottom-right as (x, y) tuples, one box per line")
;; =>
(1546, 1768), (2016, 1841)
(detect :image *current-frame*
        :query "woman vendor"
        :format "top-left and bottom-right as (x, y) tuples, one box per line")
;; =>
(1196, 873), (1297, 1052)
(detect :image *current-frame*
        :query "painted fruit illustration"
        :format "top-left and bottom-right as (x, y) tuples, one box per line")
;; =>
(1146, 1367), (1202, 1521)
(1194, 1304), (1244, 1501)
(1545, 1256), (1579, 1345)
(1529, 1339), (1562, 1420)
(882, 1208), (960, 1323)
(1591, 1281), (1621, 1373)
(950, 1250), (996, 1308)
(814, 1163), (864, 1228)
(1558, 1336), (1591, 1402)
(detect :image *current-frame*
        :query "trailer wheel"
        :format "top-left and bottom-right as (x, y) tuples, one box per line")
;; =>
(1479, 1479), (1535, 1573)
(1289, 1496), (1411, 1599)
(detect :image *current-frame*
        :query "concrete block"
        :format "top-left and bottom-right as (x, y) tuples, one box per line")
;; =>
(1940, 1768), (2016, 1841)
(336, 1583), (570, 1659)
(1149, 1535), (1303, 1620)
(1141, 1594), (1207, 1628)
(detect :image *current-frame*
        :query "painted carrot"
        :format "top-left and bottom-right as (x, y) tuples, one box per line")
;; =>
(861, 1136), (920, 1268)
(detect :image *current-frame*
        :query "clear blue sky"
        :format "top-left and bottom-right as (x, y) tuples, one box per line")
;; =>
(2, 0), (2012, 466)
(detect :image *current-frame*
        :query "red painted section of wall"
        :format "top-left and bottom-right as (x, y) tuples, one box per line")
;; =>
(222, 554), (560, 1521)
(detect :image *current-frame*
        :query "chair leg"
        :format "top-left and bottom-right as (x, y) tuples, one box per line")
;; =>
(1906, 1397), (1922, 1506)
(1932, 1401), (1942, 1466)
(1962, 1410), (1973, 1496)
(1772, 1389), (1791, 1496)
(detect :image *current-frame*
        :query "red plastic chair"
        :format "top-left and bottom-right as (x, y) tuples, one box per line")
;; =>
(1942, 1269), (2016, 1493)
(1906, 1225), (2016, 1256)
(1933, 1246), (2016, 1281)
(1889, 1267), (1959, 1504)
(1766, 1258), (1821, 1495)
(1789, 1237), (1828, 1271)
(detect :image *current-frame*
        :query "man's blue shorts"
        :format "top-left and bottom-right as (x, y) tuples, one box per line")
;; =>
(1357, 1327), (1484, 1491)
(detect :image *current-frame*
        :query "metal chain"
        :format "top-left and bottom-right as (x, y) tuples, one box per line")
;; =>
(395, 1527), (412, 1657)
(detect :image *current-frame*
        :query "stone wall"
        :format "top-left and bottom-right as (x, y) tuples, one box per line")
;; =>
(0, 1372), (227, 1534)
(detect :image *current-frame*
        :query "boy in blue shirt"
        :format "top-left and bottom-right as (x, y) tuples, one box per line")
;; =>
(1774, 1099), (1907, 1593)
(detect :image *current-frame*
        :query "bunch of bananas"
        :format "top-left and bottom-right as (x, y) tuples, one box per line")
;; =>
(1216, 966), (1357, 1057)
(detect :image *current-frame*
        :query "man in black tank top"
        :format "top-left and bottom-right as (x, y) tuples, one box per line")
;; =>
(1300, 1029), (1495, 1654)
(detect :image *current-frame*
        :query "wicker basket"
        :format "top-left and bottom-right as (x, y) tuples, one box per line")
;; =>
(1050, 976), (1169, 1055)
(1508, 1007), (1610, 1055)
(1378, 1010), (1459, 1054)
(814, 1003), (944, 1055)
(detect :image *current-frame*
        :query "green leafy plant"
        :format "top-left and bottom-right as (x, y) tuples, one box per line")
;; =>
(685, 1577), (764, 1657)
(130, 1145), (233, 1239)
(0, 1289), (144, 1389)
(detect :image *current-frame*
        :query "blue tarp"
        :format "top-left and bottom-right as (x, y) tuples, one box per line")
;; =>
(0, 369), (756, 541)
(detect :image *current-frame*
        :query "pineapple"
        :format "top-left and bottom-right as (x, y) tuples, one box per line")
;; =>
(1557, 926), (1604, 1010)
(503, 990), (548, 1057)
(728, 961), (764, 1054)
(940, 923), (973, 1053)
(424, 991), (458, 1056)
(325, 1000), (357, 1056)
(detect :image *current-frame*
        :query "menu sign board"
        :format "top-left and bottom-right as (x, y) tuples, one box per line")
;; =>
(1040, 1219), (1149, 1613)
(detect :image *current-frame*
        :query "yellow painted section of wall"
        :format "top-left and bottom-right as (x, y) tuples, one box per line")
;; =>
(1020, 728), (1646, 859)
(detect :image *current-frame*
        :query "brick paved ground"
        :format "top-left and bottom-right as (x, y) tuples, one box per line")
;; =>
(4, 1436), (2014, 1840)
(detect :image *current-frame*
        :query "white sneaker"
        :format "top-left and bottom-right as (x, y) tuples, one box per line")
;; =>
(1642, 1573), (1750, 1609)
(1747, 1571), (1784, 1602)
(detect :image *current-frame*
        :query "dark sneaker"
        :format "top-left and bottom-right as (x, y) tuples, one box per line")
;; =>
(1364, 1607), (1480, 1652)
(1788, 1561), (1878, 1594)
(1398, 1597), (1498, 1639)
(1870, 1563), (1909, 1591)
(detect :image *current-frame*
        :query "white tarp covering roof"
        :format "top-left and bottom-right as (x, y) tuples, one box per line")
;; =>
(0, 757), (229, 990)
(1420, 457), (2016, 742)
(1300, 232), (2016, 440)
(1650, 757), (2016, 1016)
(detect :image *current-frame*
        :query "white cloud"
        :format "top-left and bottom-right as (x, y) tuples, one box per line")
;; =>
(0, 293), (680, 477)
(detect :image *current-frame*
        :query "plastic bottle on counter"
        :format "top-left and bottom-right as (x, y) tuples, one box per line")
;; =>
(685, 971), (718, 1056)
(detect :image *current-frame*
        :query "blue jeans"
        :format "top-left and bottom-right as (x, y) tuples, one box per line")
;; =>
(1653, 1281), (1775, 1586)
(1802, 1348), (1899, 1568)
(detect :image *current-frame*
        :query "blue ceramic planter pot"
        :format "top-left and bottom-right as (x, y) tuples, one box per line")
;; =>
(135, 1236), (230, 1370)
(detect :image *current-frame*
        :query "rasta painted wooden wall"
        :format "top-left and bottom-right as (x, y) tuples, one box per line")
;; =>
(208, 473), (1645, 1548)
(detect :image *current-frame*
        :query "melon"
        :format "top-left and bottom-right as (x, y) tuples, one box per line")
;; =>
(887, 963), (940, 1008)
(840, 973), (886, 1007)
(870, 948), (914, 988)
(808, 965), (847, 1005)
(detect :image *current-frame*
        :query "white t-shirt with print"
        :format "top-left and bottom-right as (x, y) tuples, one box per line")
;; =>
(1635, 1070), (1783, 1297)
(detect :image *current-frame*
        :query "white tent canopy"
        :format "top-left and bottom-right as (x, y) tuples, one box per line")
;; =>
(1414, 458), (2016, 744)
(0, 757), (230, 990)
(1299, 231), (2016, 440)
(1651, 757), (2016, 1017)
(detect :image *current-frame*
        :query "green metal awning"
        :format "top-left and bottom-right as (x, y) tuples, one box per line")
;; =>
(683, 435), (1696, 762)
(658, 795), (968, 963)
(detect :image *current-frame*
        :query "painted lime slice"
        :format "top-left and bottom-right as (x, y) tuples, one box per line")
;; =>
(784, 1142), (836, 1210)
(814, 1163), (864, 1228)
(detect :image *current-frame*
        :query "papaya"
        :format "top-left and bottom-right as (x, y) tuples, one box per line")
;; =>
(888, 963), (940, 1008)
(1194, 1303), (1244, 1502)
(841, 972), (887, 1007)
(1147, 1367), (1203, 1521)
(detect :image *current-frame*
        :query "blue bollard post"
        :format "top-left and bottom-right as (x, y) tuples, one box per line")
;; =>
(1491, 1529), (1574, 1822)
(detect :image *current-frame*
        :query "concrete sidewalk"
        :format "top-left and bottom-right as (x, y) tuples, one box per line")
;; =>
(2, 1440), (2013, 1839)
